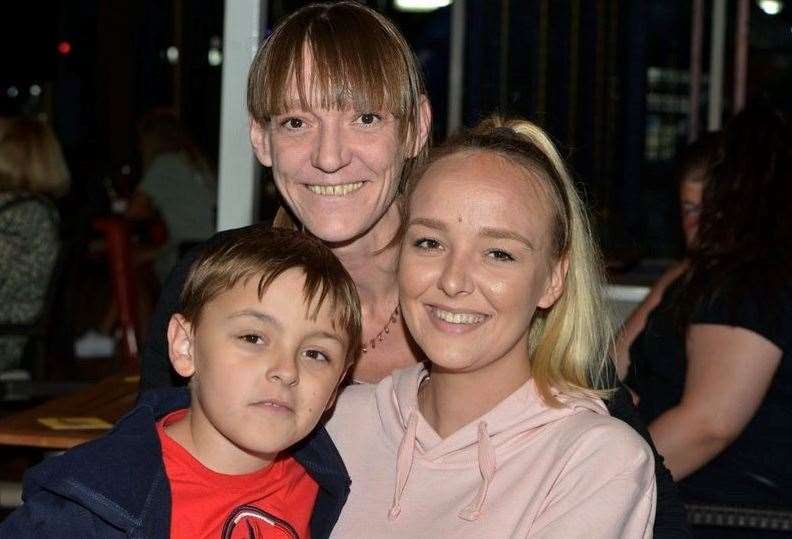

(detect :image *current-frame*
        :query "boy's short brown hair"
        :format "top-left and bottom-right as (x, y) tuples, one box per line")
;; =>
(180, 225), (362, 366)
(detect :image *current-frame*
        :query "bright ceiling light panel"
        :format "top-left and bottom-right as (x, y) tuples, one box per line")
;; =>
(394, 0), (452, 13)
(758, 0), (784, 15)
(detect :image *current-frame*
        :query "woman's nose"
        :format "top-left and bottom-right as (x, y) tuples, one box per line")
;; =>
(311, 124), (350, 173)
(267, 355), (299, 387)
(438, 252), (474, 297)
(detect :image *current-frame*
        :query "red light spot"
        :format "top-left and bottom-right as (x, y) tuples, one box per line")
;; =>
(57, 41), (72, 55)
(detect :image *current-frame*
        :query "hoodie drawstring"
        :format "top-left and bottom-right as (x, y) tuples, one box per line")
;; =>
(458, 422), (497, 521)
(389, 414), (497, 522)
(389, 410), (418, 520)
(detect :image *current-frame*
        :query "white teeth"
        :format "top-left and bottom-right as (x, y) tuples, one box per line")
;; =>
(307, 182), (364, 196)
(432, 307), (484, 325)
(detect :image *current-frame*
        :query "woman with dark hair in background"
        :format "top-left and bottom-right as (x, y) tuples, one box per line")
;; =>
(0, 117), (69, 374)
(617, 104), (792, 537)
(614, 132), (722, 380)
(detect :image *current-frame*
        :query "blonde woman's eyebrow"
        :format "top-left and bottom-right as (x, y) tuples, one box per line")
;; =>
(480, 227), (536, 251)
(409, 218), (535, 250)
(407, 217), (447, 231)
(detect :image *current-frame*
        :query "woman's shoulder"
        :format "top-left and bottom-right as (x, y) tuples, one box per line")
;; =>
(326, 364), (423, 442)
(692, 273), (792, 352)
(150, 151), (189, 169)
(141, 152), (195, 188)
(332, 364), (424, 415)
(0, 192), (56, 229)
(336, 381), (378, 410)
(325, 382), (380, 451)
(0, 191), (51, 211)
(559, 406), (655, 471)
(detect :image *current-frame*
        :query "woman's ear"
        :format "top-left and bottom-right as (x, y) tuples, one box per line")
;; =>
(168, 314), (196, 378)
(537, 255), (569, 309)
(409, 95), (432, 158)
(249, 118), (273, 167)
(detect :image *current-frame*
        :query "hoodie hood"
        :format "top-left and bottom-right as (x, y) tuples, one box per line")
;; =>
(379, 364), (609, 522)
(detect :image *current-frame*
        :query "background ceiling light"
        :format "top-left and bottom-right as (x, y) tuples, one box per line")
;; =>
(758, 0), (784, 15)
(166, 46), (179, 65)
(394, 0), (452, 13)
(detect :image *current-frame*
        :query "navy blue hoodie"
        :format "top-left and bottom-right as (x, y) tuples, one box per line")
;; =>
(0, 387), (350, 538)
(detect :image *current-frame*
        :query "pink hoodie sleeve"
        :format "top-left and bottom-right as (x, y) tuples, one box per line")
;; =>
(529, 422), (657, 538)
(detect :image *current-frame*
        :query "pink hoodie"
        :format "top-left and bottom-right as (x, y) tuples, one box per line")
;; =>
(327, 364), (656, 537)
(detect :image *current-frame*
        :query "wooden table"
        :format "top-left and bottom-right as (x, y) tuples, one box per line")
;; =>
(0, 374), (139, 449)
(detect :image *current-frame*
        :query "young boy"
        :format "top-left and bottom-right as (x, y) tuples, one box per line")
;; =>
(1, 225), (362, 538)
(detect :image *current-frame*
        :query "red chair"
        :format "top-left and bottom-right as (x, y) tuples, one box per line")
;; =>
(92, 217), (140, 371)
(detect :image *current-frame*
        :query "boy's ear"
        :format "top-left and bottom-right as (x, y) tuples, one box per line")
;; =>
(167, 314), (195, 378)
(249, 118), (273, 167)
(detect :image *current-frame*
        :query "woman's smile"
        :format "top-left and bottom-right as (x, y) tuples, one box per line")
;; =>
(305, 181), (365, 197)
(426, 304), (489, 333)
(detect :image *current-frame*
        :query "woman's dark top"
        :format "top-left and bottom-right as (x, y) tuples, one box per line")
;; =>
(0, 192), (59, 371)
(627, 277), (792, 508)
(140, 227), (691, 537)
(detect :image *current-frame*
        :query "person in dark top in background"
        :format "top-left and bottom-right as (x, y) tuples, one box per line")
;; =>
(617, 104), (792, 537)
(140, 2), (690, 536)
(614, 132), (722, 382)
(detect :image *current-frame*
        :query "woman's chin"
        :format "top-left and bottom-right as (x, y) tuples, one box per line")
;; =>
(422, 348), (482, 373)
(303, 215), (383, 246)
(307, 224), (366, 245)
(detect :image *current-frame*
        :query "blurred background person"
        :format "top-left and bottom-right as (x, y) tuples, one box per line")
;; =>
(0, 117), (69, 374)
(125, 109), (215, 284)
(74, 110), (217, 354)
(616, 103), (792, 536)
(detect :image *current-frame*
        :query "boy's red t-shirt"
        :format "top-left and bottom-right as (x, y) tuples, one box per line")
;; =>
(156, 409), (319, 539)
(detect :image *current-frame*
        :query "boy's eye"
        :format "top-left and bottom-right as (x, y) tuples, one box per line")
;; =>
(355, 112), (382, 126)
(239, 334), (265, 345)
(414, 237), (441, 250)
(486, 249), (516, 262)
(303, 349), (330, 363)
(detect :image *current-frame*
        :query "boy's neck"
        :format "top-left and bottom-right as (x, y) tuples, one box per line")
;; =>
(165, 408), (277, 475)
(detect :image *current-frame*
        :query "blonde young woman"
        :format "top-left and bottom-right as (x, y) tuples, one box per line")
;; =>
(326, 117), (656, 537)
(140, 2), (686, 535)
(0, 117), (69, 372)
